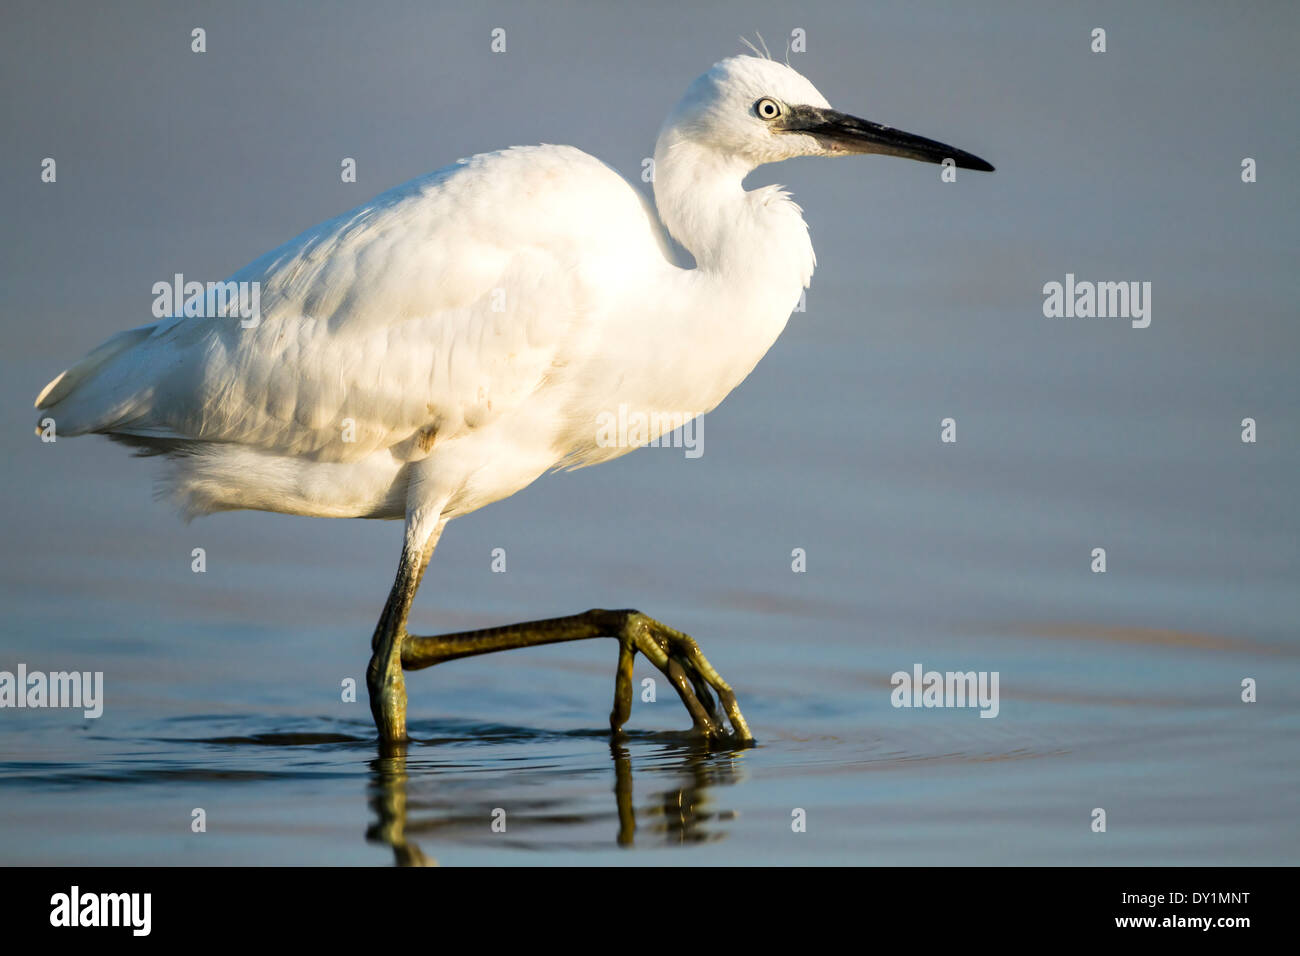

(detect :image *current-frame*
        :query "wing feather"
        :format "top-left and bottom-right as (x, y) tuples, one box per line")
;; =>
(38, 145), (668, 465)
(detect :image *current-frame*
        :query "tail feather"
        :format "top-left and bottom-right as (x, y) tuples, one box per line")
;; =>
(33, 323), (156, 435)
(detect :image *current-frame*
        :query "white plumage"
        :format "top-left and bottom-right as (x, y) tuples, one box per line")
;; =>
(38, 59), (826, 525)
(35, 54), (990, 742)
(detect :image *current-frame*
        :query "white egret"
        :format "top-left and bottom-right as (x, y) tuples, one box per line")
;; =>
(35, 54), (992, 747)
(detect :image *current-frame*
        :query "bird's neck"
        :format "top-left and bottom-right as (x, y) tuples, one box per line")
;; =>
(652, 137), (815, 313)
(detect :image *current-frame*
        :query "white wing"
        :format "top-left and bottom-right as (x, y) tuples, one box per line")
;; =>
(37, 145), (673, 468)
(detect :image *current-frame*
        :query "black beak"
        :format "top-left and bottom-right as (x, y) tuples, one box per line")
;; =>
(782, 105), (994, 172)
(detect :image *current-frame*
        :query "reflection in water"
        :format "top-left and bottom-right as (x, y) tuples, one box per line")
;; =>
(366, 736), (748, 866)
(366, 747), (436, 866)
(610, 742), (745, 848)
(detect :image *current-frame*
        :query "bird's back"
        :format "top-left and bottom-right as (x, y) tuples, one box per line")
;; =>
(36, 145), (676, 517)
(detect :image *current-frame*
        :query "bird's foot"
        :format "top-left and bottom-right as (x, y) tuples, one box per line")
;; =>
(605, 610), (753, 744)
(399, 608), (753, 744)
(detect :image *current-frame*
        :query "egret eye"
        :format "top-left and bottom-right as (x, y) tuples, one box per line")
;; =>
(754, 98), (782, 121)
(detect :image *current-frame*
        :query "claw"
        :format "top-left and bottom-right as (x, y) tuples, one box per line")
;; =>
(615, 610), (753, 743)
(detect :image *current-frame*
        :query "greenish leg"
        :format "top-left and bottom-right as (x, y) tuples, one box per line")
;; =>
(400, 608), (753, 742)
(367, 527), (441, 751)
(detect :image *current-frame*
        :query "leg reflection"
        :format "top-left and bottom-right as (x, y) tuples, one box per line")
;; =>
(610, 740), (747, 848)
(366, 734), (749, 863)
(366, 749), (435, 867)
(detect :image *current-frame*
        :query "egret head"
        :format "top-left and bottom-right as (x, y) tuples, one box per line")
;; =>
(661, 55), (993, 172)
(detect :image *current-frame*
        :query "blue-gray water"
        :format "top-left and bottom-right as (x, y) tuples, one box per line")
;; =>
(1, 1), (1297, 864)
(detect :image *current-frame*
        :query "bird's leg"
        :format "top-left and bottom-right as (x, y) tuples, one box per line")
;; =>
(400, 608), (753, 742)
(367, 520), (442, 748)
